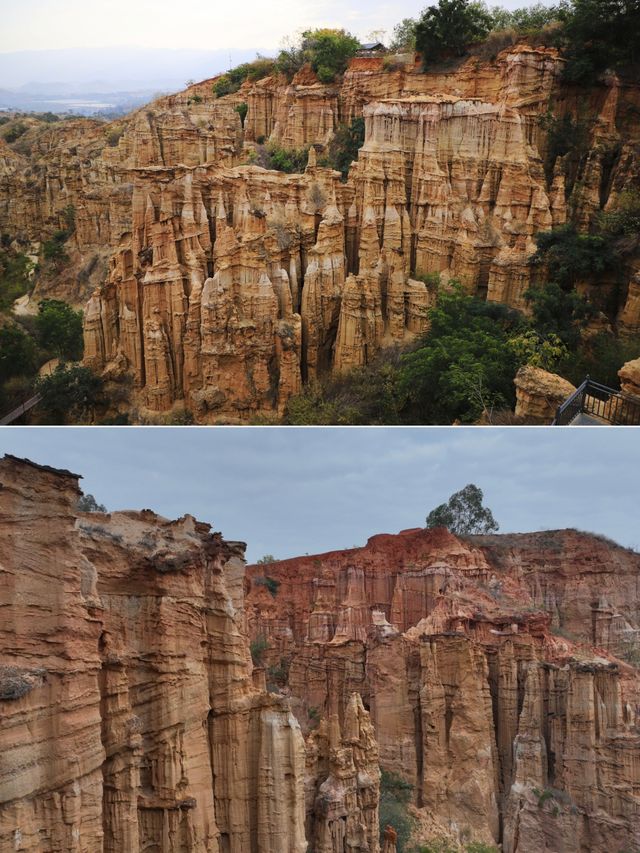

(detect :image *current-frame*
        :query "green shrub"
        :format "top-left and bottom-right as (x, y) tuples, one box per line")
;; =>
(267, 658), (289, 683)
(560, 0), (640, 83)
(531, 225), (616, 288)
(399, 283), (525, 423)
(235, 101), (248, 126)
(276, 28), (359, 81)
(597, 189), (640, 237)
(37, 112), (60, 123)
(322, 117), (365, 180)
(105, 126), (124, 147)
(285, 353), (405, 425)
(416, 0), (493, 67)
(42, 230), (70, 266)
(2, 122), (28, 144)
(557, 331), (640, 389)
(250, 634), (269, 666)
(524, 281), (594, 348)
(0, 247), (32, 312)
(36, 299), (83, 361)
(61, 204), (76, 235)
(0, 325), (36, 383)
(390, 17), (418, 51)
(264, 577), (280, 596)
(213, 58), (276, 97)
(487, 2), (562, 34)
(254, 575), (281, 596)
(471, 27), (517, 60)
(35, 364), (104, 424)
(379, 770), (414, 853)
(264, 142), (309, 173)
(538, 111), (591, 186)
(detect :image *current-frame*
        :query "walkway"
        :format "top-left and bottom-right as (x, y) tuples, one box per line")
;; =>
(0, 394), (41, 425)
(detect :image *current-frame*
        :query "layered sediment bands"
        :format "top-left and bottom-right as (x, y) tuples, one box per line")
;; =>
(619, 356), (640, 399)
(246, 527), (640, 851)
(2, 46), (640, 415)
(305, 693), (381, 853)
(513, 365), (576, 423)
(0, 454), (317, 852)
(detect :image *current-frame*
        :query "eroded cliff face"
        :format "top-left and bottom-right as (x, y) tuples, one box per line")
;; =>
(0, 455), (381, 853)
(2, 45), (640, 419)
(245, 526), (640, 852)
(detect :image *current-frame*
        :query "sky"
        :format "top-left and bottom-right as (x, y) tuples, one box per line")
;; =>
(0, 0), (558, 90)
(1, 427), (637, 562)
(0, 0), (555, 53)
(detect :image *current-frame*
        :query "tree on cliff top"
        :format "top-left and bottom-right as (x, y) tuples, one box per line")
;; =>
(415, 0), (493, 66)
(276, 28), (360, 82)
(560, 0), (640, 82)
(77, 494), (107, 513)
(426, 484), (499, 534)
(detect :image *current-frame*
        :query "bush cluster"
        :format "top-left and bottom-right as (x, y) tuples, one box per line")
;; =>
(263, 142), (309, 173)
(319, 117), (365, 180)
(250, 635), (269, 666)
(275, 28), (360, 82)
(213, 58), (276, 98)
(2, 121), (28, 144)
(379, 770), (414, 852)
(285, 221), (636, 426)
(400, 0), (638, 81)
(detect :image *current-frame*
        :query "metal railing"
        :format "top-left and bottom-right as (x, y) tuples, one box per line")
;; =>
(553, 378), (640, 426)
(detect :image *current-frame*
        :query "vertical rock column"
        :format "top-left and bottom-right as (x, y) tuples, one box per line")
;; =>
(306, 693), (381, 853)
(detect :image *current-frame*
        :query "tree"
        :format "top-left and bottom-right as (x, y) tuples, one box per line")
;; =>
(379, 771), (414, 853)
(302, 28), (360, 81)
(561, 0), (640, 83)
(322, 116), (365, 180)
(235, 102), (248, 127)
(488, 2), (561, 32)
(77, 494), (107, 512)
(525, 282), (594, 348)
(35, 364), (103, 424)
(390, 18), (418, 51)
(257, 554), (277, 564)
(399, 283), (524, 423)
(0, 325), (36, 384)
(36, 299), (83, 361)
(42, 230), (69, 266)
(426, 484), (499, 534)
(276, 28), (360, 82)
(532, 225), (615, 288)
(0, 247), (32, 312)
(415, 0), (493, 67)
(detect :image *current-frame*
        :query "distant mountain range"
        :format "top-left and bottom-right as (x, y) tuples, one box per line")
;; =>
(0, 47), (271, 115)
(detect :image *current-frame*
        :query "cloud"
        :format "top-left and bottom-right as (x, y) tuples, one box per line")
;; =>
(1, 427), (638, 561)
(1, 0), (559, 52)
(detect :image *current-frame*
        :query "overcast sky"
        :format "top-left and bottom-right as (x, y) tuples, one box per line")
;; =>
(1, 427), (637, 562)
(1, 0), (556, 53)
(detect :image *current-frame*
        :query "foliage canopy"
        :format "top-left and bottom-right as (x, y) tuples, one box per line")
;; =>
(36, 299), (83, 361)
(426, 483), (499, 534)
(415, 0), (493, 66)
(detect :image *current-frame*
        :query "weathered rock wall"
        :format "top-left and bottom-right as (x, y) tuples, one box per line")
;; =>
(2, 46), (640, 417)
(245, 527), (640, 851)
(0, 455), (382, 853)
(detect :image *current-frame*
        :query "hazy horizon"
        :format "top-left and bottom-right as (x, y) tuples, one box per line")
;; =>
(0, 0), (558, 93)
(1, 427), (637, 563)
